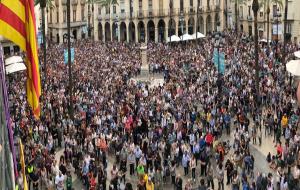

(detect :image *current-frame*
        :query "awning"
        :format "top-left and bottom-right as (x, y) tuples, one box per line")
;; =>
(5, 56), (23, 66)
(191, 32), (205, 39)
(5, 62), (26, 74)
(294, 51), (300, 59)
(166, 35), (181, 43)
(286, 60), (300, 76)
(180, 33), (193, 41)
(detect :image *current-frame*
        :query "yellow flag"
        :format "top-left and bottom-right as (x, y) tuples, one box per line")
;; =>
(19, 139), (28, 190)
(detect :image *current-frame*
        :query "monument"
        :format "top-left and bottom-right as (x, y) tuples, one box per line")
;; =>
(132, 43), (164, 88)
(140, 43), (149, 79)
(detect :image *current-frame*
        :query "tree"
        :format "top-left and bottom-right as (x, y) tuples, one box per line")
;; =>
(231, 0), (246, 33)
(34, 0), (54, 89)
(259, 0), (283, 48)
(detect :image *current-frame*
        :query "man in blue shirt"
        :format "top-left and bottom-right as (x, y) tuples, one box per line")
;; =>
(182, 151), (190, 176)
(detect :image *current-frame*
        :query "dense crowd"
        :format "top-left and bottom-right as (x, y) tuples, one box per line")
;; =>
(7, 31), (300, 190)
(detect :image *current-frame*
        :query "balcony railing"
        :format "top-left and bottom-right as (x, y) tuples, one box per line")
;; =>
(158, 9), (167, 17)
(97, 7), (213, 21)
(137, 10), (144, 18)
(189, 7), (196, 15)
(147, 10), (154, 17)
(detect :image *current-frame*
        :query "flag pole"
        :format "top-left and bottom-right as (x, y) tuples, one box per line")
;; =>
(0, 44), (16, 189)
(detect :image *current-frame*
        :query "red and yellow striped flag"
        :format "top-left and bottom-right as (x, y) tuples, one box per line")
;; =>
(19, 139), (28, 190)
(0, 0), (41, 118)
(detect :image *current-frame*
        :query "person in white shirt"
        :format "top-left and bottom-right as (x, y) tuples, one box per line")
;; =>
(55, 171), (65, 190)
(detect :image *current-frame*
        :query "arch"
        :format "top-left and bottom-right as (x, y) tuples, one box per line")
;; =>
(188, 17), (195, 35)
(168, 19), (176, 37)
(56, 33), (60, 43)
(157, 19), (166, 42)
(120, 22), (127, 42)
(105, 22), (111, 41)
(206, 15), (212, 34)
(197, 16), (204, 34)
(214, 13), (220, 31)
(147, 20), (155, 42)
(178, 18), (186, 36)
(72, 30), (77, 40)
(112, 22), (118, 41)
(98, 22), (103, 41)
(137, 21), (145, 42)
(129, 22), (136, 42)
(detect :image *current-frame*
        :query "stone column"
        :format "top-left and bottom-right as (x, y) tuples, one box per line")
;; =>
(155, 27), (158, 42)
(126, 24), (130, 42)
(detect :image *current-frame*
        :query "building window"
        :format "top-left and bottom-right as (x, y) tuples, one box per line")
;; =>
(73, 10), (76, 22)
(287, 23), (292, 33)
(63, 10), (66, 22)
(139, 0), (142, 10)
(260, 11), (263, 17)
(98, 6), (101, 15)
(248, 6), (251, 16)
(240, 6), (243, 18)
(113, 5), (116, 14)
(190, 0), (193, 11)
(105, 5), (109, 14)
(120, 0), (125, 13)
(81, 6), (85, 21)
(207, 0), (210, 9)
(56, 10), (59, 23)
(273, 5), (277, 17)
(50, 9), (52, 23)
(149, 0), (153, 10)
(180, 0), (184, 12)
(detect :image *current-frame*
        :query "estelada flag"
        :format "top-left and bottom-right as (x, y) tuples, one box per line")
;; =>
(0, 0), (41, 118)
(19, 139), (28, 190)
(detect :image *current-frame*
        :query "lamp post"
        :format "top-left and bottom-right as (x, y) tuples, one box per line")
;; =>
(212, 31), (225, 93)
(252, 0), (260, 106)
(276, 8), (282, 45)
(67, 0), (73, 119)
(169, 0), (173, 43)
(180, 15), (184, 40)
(40, 0), (47, 90)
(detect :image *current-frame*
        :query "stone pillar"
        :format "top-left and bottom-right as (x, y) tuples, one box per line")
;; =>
(135, 26), (139, 42)
(127, 24), (130, 42)
(117, 24), (120, 42)
(140, 44), (149, 78)
(145, 26), (148, 42)
(94, 23), (99, 41)
(155, 27), (158, 42)
(203, 15), (207, 35)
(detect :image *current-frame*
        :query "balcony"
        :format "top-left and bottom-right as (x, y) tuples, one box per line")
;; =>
(215, 5), (221, 11)
(119, 12), (126, 20)
(104, 14), (110, 20)
(147, 10), (154, 18)
(158, 9), (167, 17)
(247, 15), (253, 21)
(189, 7), (196, 15)
(137, 10), (144, 18)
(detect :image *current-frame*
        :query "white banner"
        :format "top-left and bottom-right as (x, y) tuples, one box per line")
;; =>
(272, 24), (282, 35)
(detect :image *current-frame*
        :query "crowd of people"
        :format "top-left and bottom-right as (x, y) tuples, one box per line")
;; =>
(7, 30), (300, 190)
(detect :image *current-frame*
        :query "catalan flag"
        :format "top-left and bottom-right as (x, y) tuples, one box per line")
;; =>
(0, 0), (41, 118)
(19, 139), (28, 190)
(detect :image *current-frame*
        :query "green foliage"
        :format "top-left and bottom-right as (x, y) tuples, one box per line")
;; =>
(259, 0), (283, 9)
(34, 0), (55, 9)
(97, 0), (118, 6)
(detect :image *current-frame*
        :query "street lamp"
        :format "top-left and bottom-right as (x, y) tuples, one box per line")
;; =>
(179, 15), (184, 40)
(252, 0), (260, 106)
(275, 7), (281, 45)
(212, 31), (225, 93)
(114, 16), (119, 41)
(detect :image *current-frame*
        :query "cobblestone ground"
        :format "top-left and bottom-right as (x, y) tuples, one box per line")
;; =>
(52, 111), (279, 190)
